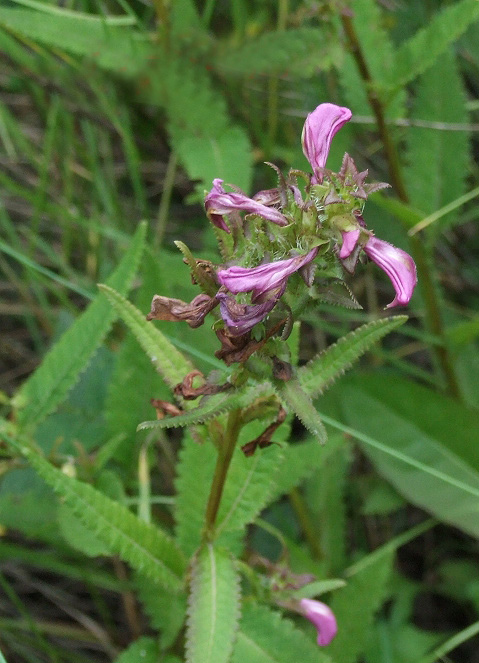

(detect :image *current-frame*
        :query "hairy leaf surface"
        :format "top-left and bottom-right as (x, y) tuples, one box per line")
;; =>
(15, 223), (146, 430)
(7, 437), (186, 590)
(298, 316), (407, 399)
(382, 0), (479, 93)
(99, 284), (195, 391)
(186, 544), (240, 663)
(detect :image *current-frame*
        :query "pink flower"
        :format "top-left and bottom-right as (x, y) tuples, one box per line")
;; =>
(216, 249), (318, 333)
(363, 236), (417, 308)
(302, 103), (352, 184)
(300, 598), (337, 647)
(217, 249), (318, 301)
(205, 179), (288, 232)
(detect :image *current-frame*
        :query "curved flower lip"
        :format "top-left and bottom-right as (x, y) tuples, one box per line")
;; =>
(300, 598), (337, 647)
(364, 236), (417, 308)
(205, 178), (288, 232)
(217, 248), (319, 301)
(217, 292), (279, 336)
(302, 103), (352, 184)
(339, 228), (361, 259)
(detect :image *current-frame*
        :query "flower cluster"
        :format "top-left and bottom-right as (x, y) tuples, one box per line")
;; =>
(149, 102), (417, 361)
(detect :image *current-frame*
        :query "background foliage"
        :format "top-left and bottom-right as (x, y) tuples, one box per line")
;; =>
(1, 0), (479, 662)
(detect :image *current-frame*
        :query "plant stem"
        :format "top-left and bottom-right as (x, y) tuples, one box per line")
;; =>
(340, 12), (461, 399)
(154, 150), (177, 250)
(289, 488), (323, 560)
(203, 409), (243, 540)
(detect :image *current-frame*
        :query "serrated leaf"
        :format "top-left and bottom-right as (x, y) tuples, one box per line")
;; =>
(381, 0), (479, 94)
(186, 544), (241, 663)
(232, 602), (331, 663)
(135, 572), (186, 648)
(217, 27), (336, 77)
(404, 51), (469, 234)
(298, 316), (408, 399)
(137, 391), (239, 432)
(327, 550), (393, 663)
(112, 637), (159, 663)
(214, 427), (285, 538)
(278, 380), (327, 445)
(99, 284), (195, 391)
(268, 435), (341, 505)
(4, 435), (186, 591)
(175, 412), (285, 558)
(15, 223), (146, 430)
(137, 382), (273, 432)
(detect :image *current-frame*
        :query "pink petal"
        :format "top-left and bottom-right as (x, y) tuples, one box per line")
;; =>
(339, 228), (360, 259)
(300, 599), (338, 647)
(205, 179), (288, 231)
(301, 103), (352, 184)
(217, 248), (318, 301)
(363, 236), (417, 308)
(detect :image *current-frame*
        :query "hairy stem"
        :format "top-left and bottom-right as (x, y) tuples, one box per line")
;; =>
(203, 409), (243, 540)
(340, 12), (461, 398)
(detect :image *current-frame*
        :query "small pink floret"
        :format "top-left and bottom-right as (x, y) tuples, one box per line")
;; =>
(300, 598), (338, 647)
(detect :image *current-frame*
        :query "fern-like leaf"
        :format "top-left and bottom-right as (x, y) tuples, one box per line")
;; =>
(186, 544), (241, 663)
(232, 602), (331, 663)
(216, 27), (336, 77)
(381, 0), (479, 94)
(298, 316), (408, 399)
(5, 435), (186, 591)
(15, 223), (146, 430)
(98, 284), (195, 391)
(278, 379), (328, 445)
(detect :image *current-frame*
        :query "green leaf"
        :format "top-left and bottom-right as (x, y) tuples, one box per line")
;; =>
(298, 316), (408, 399)
(381, 0), (479, 93)
(186, 544), (241, 663)
(328, 550), (393, 663)
(305, 439), (352, 574)
(335, 378), (479, 538)
(0, 7), (152, 75)
(215, 426), (285, 538)
(175, 126), (253, 197)
(278, 379), (327, 445)
(175, 418), (285, 558)
(135, 572), (186, 648)
(268, 435), (341, 504)
(15, 223), (146, 430)
(162, 59), (253, 193)
(4, 435), (186, 590)
(217, 28), (337, 77)
(232, 601), (330, 663)
(137, 391), (242, 432)
(339, 0), (405, 117)
(112, 637), (159, 663)
(98, 284), (195, 391)
(404, 51), (469, 234)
